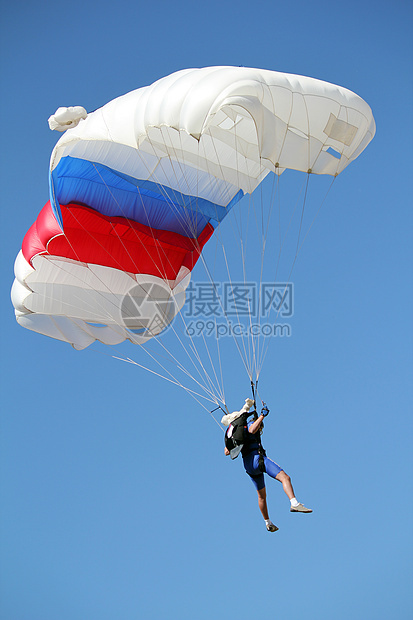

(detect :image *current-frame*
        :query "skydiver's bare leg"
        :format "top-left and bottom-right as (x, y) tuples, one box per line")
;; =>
(258, 487), (279, 531)
(275, 470), (313, 512)
(275, 470), (295, 500)
(257, 487), (269, 520)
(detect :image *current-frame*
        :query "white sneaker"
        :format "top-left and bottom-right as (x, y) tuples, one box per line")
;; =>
(266, 522), (279, 532)
(290, 503), (312, 513)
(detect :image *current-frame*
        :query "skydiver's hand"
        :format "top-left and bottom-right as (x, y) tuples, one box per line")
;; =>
(261, 404), (270, 417)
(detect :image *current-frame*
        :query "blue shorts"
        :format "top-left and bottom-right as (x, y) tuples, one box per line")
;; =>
(242, 453), (283, 491)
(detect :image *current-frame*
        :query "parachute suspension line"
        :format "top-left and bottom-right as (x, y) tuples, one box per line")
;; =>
(141, 129), (234, 414)
(112, 352), (214, 403)
(93, 150), (228, 406)
(191, 188), (230, 404)
(101, 128), (227, 405)
(257, 174), (337, 377)
(191, 320), (227, 405)
(113, 336), (223, 408)
(236, 187), (259, 381)
(296, 175), (337, 255)
(155, 339), (225, 408)
(194, 244), (252, 378)
(272, 172), (309, 284)
(199, 127), (248, 378)
(256, 172), (280, 379)
(294, 173), (311, 257)
(202, 123), (260, 383)
(228, 115), (257, 380)
(239, 234), (256, 379)
(248, 169), (279, 382)
(253, 171), (309, 376)
(170, 313), (227, 404)
(189, 133), (255, 381)
(233, 167), (262, 380)
(156, 129), (235, 405)
(257, 173), (311, 377)
(209, 205), (255, 380)
(184, 214), (228, 404)
(278, 172), (282, 251)
(219, 236), (254, 375)
(166, 129), (240, 406)
(174, 128), (232, 404)
(249, 85), (301, 379)
(86, 149), (227, 405)
(146, 325), (224, 404)
(225, 116), (280, 386)
(161, 127), (230, 402)
(203, 115), (276, 386)
(239, 194), (255, 377)
(204, 243), (251, 381)
(109, 351), (225, 428)
(222, 117), (278, 384)
(213, 312), (226, 404)
(153, 127), (228, 376)
(91, 342), (228, 431)
(238, 198), (261, 382)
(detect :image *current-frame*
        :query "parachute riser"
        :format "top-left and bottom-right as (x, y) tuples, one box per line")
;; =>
(211, 404), (230, 416)
(251, 379), (259, 420)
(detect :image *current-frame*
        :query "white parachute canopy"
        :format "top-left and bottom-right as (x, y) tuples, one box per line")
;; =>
(12, 67), (375, 408)
(49, 67), (375, 181)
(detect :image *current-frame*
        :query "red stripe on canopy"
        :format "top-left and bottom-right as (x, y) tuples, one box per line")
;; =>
(22, 201), (214, 279)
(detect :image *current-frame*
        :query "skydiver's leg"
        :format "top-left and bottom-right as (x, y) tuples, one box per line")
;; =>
(257, 487), (278, 532)
(275, 470), (312, 513)
(256, 458), (312, 514)
(262, 457), (296, 500)
(248, 474), (278, 532)
(275, 470), (295, 500)
(257, 486), (269, 519)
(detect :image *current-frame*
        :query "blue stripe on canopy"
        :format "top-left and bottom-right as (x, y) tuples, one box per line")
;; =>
(50, 156), (243, 238)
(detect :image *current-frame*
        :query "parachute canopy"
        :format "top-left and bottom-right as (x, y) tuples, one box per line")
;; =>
(12, 66), (375, 350)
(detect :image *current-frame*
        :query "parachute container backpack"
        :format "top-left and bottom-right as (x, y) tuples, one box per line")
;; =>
(225, 413), (250, 460)
(11, 67), (375, 409)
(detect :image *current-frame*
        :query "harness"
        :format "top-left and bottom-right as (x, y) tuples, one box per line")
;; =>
(225, 410), (267, 472)
(223, 382), (269, 472)
(250, 412), (267, 473)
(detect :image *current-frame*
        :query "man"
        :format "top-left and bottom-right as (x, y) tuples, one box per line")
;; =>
(223, 398), (312, 532)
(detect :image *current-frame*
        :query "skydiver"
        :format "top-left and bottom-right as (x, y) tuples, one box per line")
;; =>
(222, 398), (312, 532)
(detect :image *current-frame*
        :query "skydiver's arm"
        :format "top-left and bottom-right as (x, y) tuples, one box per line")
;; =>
(248, 414), (265, 435)
(224, 447), (230, 456)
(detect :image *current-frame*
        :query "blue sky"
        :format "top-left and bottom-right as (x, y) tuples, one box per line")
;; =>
(1, 1), (412, 619)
